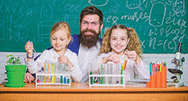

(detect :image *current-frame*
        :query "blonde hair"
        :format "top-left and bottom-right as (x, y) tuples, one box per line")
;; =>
(50, 22), (72, 48)
(99, 24), (142, 58)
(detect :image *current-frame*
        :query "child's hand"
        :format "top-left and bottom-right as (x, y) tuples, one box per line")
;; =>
(58, 55), (73, 71)
(24, 73), (34, 83)
(58, 55), (69, 64)
(124, 51), (137, 61)
(110, 54), (120, 64)
(125, 51), (141, 65)
(25, 41), (34, 54)
(102, 54), (120, 64)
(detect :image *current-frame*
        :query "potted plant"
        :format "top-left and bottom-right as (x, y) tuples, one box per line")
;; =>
(5, 54), (27, 87)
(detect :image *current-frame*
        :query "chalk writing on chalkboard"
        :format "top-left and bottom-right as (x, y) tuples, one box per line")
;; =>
(0, 0), (187, 53)
(88, 0), (108, 6)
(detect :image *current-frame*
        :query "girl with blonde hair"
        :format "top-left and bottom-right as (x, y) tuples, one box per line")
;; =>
(25, 22), (82, 82)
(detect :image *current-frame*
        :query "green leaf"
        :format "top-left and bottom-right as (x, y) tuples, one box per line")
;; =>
(15, 61), (21, 65)
(6, 59), (13, 64)
(16, 58), (20, 61)
(6, 57), (14, 64)
(6, 55), (21, 65)
(7, 54), (13, 58)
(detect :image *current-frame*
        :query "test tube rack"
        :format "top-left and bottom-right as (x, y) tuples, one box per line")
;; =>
(36, 62), (71, 87)
(89, 63), (125, 88)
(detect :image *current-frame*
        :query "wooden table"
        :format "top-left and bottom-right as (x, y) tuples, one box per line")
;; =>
(0, 82), (188, 101)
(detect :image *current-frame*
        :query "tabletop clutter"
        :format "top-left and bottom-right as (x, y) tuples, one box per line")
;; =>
(36, 62), (71, 87)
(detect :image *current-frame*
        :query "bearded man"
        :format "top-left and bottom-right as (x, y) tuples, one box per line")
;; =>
(68, 6), (103, 82)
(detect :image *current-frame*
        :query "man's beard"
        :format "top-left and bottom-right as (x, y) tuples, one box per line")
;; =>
(79, 29), (100, 48)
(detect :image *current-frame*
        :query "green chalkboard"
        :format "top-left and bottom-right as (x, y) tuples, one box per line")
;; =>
(0, 0), (187, 53)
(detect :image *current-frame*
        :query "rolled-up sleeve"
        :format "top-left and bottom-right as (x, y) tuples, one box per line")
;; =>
(68, 52), (82, 82)
(134, 60), (150, 80)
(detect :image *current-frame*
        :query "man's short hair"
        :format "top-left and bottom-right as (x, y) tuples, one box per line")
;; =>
(80, 6), (103, 25)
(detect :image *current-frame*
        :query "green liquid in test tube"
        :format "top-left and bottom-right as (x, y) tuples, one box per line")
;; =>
(67, 78), (69, 84)
(90, 71), (93, 84)
(121, 66), (123, 84)
(101, 65), (103, 84)
(60, 76), (63, 83)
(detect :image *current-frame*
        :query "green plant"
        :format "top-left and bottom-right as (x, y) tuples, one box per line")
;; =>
(6, 54), (21, 65)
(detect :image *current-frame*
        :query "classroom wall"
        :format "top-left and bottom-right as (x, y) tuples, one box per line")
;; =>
(0, 0), (187, 53)
(0, 52), (187, 86)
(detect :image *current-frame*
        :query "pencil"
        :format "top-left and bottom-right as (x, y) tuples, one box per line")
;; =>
(156, 63), (162, 88)
(162, 62), (167, 88)
(150, 63), (156, 88)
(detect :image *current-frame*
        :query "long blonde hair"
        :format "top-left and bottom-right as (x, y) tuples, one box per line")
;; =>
(50, 22), (72, 48)
(99, 24), (142, 58)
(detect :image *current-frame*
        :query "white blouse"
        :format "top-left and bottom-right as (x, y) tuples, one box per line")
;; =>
(26, 48), (82, 82)
(94, 51), (150, 81)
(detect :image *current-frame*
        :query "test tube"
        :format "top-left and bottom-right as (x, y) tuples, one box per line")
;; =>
(64, 77), (66, 84)
(118, 64), (121, 84)
(51, 64), (54, 83)
(121, 65), (123, 84)
(48, 63), (50, 83)
(108, 64), (112, 84)
(56, 75), (60, 83)
(67, 77), (70, 84)
(100, 64), (103, 84)
(113, 64), (117, 84)
(44, 63), (46, 83)
(60, 75), (63, 83)
(54, 63), (56, 83)
(90, 71), (93, 84)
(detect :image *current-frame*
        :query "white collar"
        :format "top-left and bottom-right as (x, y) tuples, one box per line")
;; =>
(109, 51), (128, 60)
(51, 48), (68, 57)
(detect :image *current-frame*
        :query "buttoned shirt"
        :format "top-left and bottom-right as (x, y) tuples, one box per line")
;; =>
(78, 41), (101, 82)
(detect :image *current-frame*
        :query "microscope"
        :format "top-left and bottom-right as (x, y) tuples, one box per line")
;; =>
(168, 42), (185, 87)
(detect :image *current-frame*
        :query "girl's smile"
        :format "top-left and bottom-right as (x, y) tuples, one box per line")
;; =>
(110, 28), (129, 54)
(51, 29), (71, 53)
